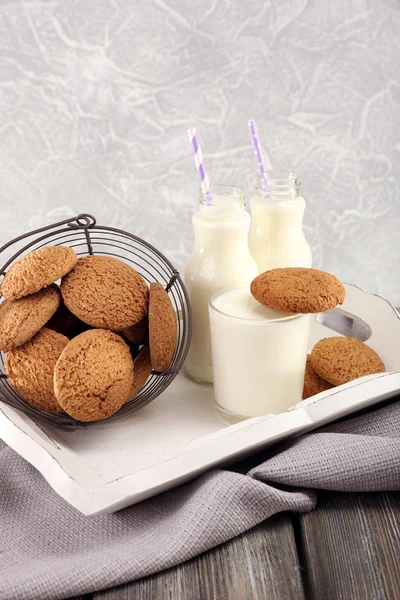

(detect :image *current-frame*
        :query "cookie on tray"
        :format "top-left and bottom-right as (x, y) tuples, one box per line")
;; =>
(0, 285), (60, 351)
(5, 327), (69, 413)
(310, 336), (385, 386)
(149, 283), (177, 372)
(54, 329), (134, 422)
(1, 246), (78, 300)
(61, 255), (149, 331)
(122, 316), (149, 346)
(303, 355), (334, 400)
(250, 268), (345, 314)
(127, 345), (153, 401)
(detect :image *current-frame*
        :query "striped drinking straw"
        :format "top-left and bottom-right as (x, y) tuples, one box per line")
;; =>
(187, 128), (212, 200)
(248, 119), (269, 192)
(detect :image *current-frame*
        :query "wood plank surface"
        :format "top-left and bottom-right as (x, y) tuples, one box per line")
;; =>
(93, 513), (304, 600)
(297, 491), (400, 600)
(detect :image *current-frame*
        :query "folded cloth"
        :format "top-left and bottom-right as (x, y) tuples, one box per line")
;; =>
(1, 399), (399, 600)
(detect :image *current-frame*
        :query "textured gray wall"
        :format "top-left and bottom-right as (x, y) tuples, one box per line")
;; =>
(1, 0), (399, 303)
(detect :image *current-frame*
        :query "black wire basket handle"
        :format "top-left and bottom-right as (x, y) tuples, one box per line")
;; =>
(0, 214), (97, 277)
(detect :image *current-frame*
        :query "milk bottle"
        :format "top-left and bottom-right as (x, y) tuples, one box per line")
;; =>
(184, 186), (258, 384)
(249, 171), (312, 272)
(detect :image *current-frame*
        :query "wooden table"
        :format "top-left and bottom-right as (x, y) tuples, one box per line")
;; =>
(71, 490), (400, 600)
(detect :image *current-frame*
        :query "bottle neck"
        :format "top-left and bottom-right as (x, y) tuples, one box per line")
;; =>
(251, 195), (306, 230)
(192, 207), (251, 249)
(255, 171), (300, 201)
(198, 185), (246, 214)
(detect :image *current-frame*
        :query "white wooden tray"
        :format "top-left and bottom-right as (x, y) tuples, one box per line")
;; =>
(1, 283), (400, 515)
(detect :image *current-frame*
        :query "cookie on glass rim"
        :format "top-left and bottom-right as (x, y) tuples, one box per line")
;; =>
(250, 267), (345, 314)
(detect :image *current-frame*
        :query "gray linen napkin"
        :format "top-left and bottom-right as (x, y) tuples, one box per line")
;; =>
(1, 398), (399, 600)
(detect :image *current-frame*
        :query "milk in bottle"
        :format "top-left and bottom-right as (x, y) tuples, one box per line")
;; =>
(184, 186), (258, 384)
(249, 171), (312, 272)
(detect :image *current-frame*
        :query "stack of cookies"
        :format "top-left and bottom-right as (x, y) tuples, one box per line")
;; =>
(250, 268), (385, 400)
(0, 247), (178, 421)
(304, 337), (385, 399)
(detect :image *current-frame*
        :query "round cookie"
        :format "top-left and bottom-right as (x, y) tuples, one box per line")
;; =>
(122, 316), (149, 346)
(54, 329), (134, 422)
(250, 268), (345, 314)
(127, 346), (153, 401)
(1, 246), (78, 300)
(303, 356), (334, 400)
(310, 336), (385, 386)
(0, 285), (60, 351)
(149, 282), (177, 372)
(61, 255), (149, 331)
(5, 327), (69, 413)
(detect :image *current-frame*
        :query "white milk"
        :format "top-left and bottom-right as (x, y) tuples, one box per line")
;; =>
(249, 172), (312, 272)
(184, 187), (259, 384)
(209, 285), (310, 423)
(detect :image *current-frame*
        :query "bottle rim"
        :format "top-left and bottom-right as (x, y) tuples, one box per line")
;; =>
(256, 170), (300, 200)
(198, 184), (246, 210)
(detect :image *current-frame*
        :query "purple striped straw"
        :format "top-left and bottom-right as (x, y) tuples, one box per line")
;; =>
(187, 128), (212, 198)
(248, 119), (268, 189)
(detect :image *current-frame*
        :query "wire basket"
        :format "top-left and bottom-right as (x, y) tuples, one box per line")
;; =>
(0, 214), (192, 431)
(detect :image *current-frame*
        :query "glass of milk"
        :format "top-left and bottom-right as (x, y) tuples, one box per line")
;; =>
(209, 283), (310, 424)
(249, 171), (312, 272)
(184, 186), (259, 384)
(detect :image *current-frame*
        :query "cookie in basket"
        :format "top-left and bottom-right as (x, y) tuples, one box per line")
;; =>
(303, 355), (334, 400)
(46, 301), (81, 336)
(121, 316), (149, 346)
(1, 246), (78, 300)
(61, 255), (149, 331)
(54, 329), (134, 422)
(310, 336), (385, 386)
(5, 327), (69, 413)
(149, 283), (177, 372)
(127, 345), (153, 401)
(251, 268), (345, 313)
(0, 285), (60, 351)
